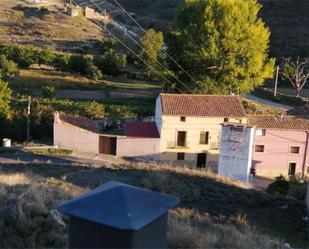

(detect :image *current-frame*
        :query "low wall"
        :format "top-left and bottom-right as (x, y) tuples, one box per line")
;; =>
(54, 123), (99, 154)
(117, 137), (160, 160)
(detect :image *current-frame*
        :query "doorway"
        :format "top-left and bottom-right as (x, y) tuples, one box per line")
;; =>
(197, 153), (207, 168)
(99, 136), (117, 155)
(288, 162), (296, 176)
(177, 131), (187, 147)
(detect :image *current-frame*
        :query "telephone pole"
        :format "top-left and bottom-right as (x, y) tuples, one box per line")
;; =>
(274, 66), (279, 98)
(26, 96), (31, 143)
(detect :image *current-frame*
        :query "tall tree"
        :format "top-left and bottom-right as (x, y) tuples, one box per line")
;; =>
(139, 29), (164, 78)
(282, 57), (309, 97)
(167, 0), (275, 94)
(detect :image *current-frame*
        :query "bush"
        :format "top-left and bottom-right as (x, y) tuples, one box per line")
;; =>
(266, 175), (290, 195)
(42, 86), (56, 99)
(52, 53), (71, 72)
(288, 183), (307, 201)
(0, 45), (39, 68)
(38, 47), (55, 65)
(96, 52), (127, 76)
(82, 101), (105, 119)
(0, 54), (18, 79)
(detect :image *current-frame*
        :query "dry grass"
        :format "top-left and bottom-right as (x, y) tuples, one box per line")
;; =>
(0, 170), (87, 248)
(0, 161), (307, 248)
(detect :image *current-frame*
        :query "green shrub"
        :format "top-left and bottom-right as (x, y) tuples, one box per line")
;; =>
(42, 86), (56, 99)
(82, 101), (105, 119)
(266, 175), (290, 195)
(96, 52), (127, 76)
(52, 53), (71, 72)
(288, 183), (307, 200)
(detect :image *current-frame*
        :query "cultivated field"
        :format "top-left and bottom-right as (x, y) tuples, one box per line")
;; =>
(0, 161), (307, 248)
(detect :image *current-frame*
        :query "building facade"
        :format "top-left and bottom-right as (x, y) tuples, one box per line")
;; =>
(155, 94), (247, 167)
(249, 116), (309, 178)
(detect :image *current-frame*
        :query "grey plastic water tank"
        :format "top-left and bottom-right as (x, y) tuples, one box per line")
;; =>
(58, 181), (179, 249)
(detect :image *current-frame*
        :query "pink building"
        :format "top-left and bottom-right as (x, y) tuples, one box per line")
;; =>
(249, 116), (309, 178)
(53, 113), (160, 159)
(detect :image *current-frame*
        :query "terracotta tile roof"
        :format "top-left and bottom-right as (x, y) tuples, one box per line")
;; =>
(59, 114), (99, 133)
(248, 115), (309, 130)
(125, 122), (160, 138)
(160, 94), (246, 117)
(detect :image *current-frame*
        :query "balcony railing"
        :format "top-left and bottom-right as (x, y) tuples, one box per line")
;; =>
(167, 141), (190, 149)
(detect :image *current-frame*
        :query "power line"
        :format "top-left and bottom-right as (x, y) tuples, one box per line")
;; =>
(88, 0), (193, 94)
(71, 0), (186, 94)
(110, 0), (198, 86)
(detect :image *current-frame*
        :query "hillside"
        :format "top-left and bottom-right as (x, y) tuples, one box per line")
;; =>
(0, 0), (106, 54)
(117, 0), (309, 58)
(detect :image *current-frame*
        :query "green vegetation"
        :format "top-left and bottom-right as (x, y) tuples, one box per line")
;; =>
(42, 86), (56, 99)
(25, 148), (73, 156)
(0, 81), (12, 119)
(139, 29), (165, 78)
(0, 54), (18, 79)
(83, 101), (106, 120)
(167, 0), (275, 94)
(267, 175), (308, 200)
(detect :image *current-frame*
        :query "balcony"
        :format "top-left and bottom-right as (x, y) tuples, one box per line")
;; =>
(167, 141), (190, 149)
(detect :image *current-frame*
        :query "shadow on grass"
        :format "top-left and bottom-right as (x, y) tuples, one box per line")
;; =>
(0, 162), (308, 247)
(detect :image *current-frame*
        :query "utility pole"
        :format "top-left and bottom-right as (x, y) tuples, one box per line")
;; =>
(26, 96), (31, 143)
(274, 65), (279, 98)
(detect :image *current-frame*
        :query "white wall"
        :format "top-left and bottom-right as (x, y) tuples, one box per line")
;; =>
(218, 125), (255, 183)
(54, 122), (99, 154)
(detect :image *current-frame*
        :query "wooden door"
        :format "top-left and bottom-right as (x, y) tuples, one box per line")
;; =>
(177, 131), (186, 147)
(99, 136), (117, 155)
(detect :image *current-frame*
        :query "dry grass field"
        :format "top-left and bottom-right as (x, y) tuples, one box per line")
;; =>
(0, 0), (106, 53)
(0, 161), (307, 248)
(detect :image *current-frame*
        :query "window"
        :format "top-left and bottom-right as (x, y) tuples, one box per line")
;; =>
(177, 152), (185, 160)
(180, 116), (186, 122)
(177, 131), (187, 147)
(200, 131), (209, 145)
(289, 162), (297, 176)
(256, 129), (266, 136)
(255, 145), (265, 152)
(290, 146), (300, 154)
(224, 118), (229, 122)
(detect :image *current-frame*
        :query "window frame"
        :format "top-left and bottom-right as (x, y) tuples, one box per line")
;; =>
(254, 144), (265, 153)
(290, 146), (301, 154)
(200, 131), (210, 145)
(288, 162), (297, 176)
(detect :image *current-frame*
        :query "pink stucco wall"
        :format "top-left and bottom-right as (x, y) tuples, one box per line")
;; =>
(117, 137), (160, 159)
(252, 129), (309, 177)
(54, 122), (99, 154)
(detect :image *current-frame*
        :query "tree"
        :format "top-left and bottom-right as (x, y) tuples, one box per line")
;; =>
(0, 55), (18, 79)
(42, 86), (56, 99)
(83, 101), (105, 119)
(139, 29), (164, 78)
(38, 47), (55, 65)
(166, 0), (275, 94)
(0, 81), (12, 119)
(282, 57), (309, 97)
(96, 52), (127, 76)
